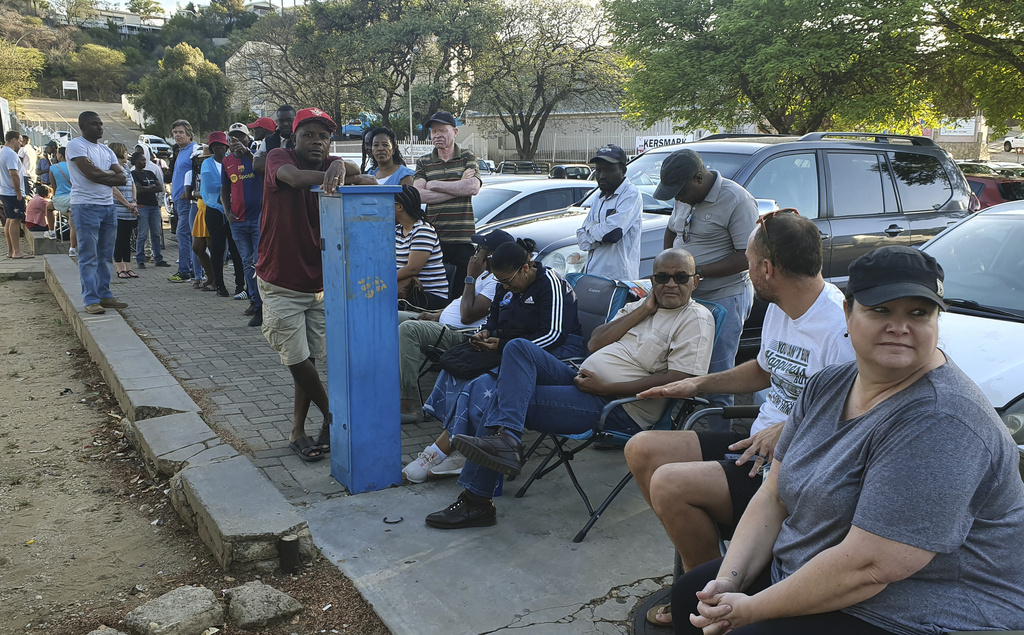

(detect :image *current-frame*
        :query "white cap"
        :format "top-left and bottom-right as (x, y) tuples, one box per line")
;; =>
(227, 122), (248, 136)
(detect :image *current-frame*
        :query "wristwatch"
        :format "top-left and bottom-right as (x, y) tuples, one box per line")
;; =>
(464, 276), (475, 285)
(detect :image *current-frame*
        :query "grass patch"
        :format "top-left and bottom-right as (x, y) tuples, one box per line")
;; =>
(8, 475), (23, 486)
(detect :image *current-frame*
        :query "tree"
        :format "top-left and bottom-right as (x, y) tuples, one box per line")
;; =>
(49, 0), (98, 27)
(925, 0), (1024, 133)
(67, 43), (126, 100)
(469, 0), (623, 159)
(126, 0), (163, 21)
(0, 38), (46, 100)
(130, 43), (231, 136)
(608, 0), (937, 135)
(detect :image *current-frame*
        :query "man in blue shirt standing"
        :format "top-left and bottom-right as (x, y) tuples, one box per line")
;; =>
(168, 119), (200, 283)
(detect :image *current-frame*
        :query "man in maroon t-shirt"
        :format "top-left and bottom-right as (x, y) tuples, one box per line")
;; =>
(255, 107), (371, 463)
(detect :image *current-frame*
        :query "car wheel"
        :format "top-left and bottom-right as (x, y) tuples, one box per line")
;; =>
(1007, 141), (1014, 153)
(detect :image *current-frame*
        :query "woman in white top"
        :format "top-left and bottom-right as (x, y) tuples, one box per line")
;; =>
(366, 127), (414, 186)
(395, 184), (448, 310)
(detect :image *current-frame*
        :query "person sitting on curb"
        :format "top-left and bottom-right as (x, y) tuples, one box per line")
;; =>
(425, 248), (716, 530)
(398, 228), (515, 427)
(628, 211), (855, 628)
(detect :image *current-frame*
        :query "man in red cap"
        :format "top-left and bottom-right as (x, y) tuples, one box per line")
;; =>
(247, 117), (276, 155)
(255, 107), (372, 463)
(253, 105), (296, 174)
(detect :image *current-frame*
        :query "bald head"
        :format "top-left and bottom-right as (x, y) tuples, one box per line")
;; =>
(653, 248), (695, 272)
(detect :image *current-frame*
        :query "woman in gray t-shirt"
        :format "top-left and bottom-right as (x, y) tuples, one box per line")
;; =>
(672, 246), (1024, 635)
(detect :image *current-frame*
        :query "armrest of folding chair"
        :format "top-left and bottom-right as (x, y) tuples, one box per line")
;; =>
(596, 397), (640, 432)
(720, 405), (761, 419)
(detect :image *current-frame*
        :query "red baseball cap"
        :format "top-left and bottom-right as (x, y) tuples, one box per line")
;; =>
(207, 131), (229, 147)
(292, 107), (337, 134)
(247, 117), (277, 133)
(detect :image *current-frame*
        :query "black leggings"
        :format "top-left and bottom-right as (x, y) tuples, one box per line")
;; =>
(671, 558), (895, 635)
(225, 229), (244, 292)
(115, 218), (138, 263)
(440, 241), (474, 301)
(206, 207), (229, 292)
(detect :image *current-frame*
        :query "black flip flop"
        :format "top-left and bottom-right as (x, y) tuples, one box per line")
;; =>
(290, 436), (323, 462)
(317, 422), (331, 453)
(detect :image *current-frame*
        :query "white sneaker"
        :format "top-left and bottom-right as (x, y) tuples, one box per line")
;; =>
(234, 289), (250, 300)
(428, 450), (465, 478)
(68, 247), (77, 258)
(402, 447), (444, 484)
(44, 230), (56, 239)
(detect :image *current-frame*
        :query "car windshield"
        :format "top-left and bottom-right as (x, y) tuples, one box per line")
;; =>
(959, 163), (997, 175)
(924, 214), (1024, 316)
(574, 151), (750, 214)
(473, 188), (518, 221)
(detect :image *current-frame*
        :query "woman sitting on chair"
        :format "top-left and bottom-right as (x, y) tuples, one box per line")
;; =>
(395, 184), (449, 311)
(672, 246), (1024, 635)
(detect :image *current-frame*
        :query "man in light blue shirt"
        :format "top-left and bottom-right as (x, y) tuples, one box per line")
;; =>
(576, 144), (643, 281)
(168, 119), (199, 283)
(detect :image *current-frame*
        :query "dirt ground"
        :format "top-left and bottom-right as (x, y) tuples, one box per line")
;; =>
(0, 279), (389, 634)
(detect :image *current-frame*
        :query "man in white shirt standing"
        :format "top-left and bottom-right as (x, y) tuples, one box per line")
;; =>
(1, 131), (30, 259)
(66, 111), (129, 315)
(576, 144), (643, 281)
(18, 134), (36, 194)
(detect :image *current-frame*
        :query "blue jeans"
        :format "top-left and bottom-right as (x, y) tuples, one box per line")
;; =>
(229, 215), (261, 308)
(700, 282), (754, 431)
(135, 205), (162, 265)
(174, 198), (192, 276)
(71, 204), (117, 306)
(457, 338), (637, 498)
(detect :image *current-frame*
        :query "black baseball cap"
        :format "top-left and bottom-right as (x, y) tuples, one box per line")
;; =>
(471, 229), (515, 250)
(426, 111), (458, 129)
(653, 149), (704, 200)
(847, 246), (946, 309)
(589, 144), (627, 165)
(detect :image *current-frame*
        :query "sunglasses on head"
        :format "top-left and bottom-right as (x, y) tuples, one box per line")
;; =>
(756, 208), (800, 260)
(651, 271), (695, 285)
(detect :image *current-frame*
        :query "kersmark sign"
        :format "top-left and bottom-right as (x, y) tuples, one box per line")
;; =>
(635, 135), (694, 155)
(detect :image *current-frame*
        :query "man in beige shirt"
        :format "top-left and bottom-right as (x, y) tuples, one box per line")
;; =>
(426, 248), (717, 529)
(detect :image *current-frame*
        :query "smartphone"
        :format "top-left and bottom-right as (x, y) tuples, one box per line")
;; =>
(724, 453), (750, 463)
(463, 332), (479, 340)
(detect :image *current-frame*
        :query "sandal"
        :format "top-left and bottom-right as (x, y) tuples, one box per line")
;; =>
(126, 270), (140, 278)
(646, 603), (672, 628)
(317, 420), (331, 453)
(117, 271), (131, 279)
(289, 436), (323, 462)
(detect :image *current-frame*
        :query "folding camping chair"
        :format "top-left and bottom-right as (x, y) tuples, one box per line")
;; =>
(514, 299), (728, 542)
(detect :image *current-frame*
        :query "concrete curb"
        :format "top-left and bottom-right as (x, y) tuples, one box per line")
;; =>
(45, 254), (312, 571)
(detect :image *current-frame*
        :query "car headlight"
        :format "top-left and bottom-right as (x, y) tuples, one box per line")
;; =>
(541, 245), (588, 277)
(1000, 396), (1024, 445)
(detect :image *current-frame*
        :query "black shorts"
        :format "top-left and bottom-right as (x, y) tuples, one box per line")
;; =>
(696, 430), (765, 537)
(2, 195), (26, 220)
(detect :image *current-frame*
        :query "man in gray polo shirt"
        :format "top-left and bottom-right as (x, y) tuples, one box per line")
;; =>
(655, 149), (757, 425)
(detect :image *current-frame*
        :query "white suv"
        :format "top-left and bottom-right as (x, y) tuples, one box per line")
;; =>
(138, 134), (173, 159)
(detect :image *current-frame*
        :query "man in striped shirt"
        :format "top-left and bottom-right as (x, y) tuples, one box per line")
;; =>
(413, 111), (481, 299)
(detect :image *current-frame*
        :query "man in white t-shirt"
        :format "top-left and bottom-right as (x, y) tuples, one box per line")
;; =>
(18, 135), (36, 193)
(398, 228), (516, 429)
(424, 248), (716, 529)
(626, 211), (854, 625)
(1, 131), (29, 259)
(65, 111), (128, 315)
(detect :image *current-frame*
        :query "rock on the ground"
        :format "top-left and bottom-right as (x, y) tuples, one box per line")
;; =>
(226, 581), (303, 629)
(88, 629), (129, 635)
(123, 585), (224, 635)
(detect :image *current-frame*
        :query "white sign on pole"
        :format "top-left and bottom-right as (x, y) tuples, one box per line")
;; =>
(62, 81), (79, 91)
(939, 119), (976, 137)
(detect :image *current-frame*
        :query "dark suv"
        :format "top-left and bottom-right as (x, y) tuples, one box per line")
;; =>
(482, 132), (979, 349)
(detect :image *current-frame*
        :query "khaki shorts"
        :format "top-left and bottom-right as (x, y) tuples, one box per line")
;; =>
(257, 277), (326, 366)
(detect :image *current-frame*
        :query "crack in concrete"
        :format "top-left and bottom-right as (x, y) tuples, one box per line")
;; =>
(477, 574), (672, 633)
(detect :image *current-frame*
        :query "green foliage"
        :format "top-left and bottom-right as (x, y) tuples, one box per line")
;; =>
(609, 0), (935, 135)
(68, 43), (126, 100)
(126, 0), (163, 20)
(925, 0), (1024, 133)
(469, 0), (622, 159)
(0, 38), (46, 100)
(49, 0), (98, 27)
(130, 43), (231, 137)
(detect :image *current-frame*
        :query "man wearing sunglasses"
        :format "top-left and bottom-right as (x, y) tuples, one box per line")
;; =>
(655, 148), (759, 430)
(425, 248), (717, 529)
(626, 212), (854, 627)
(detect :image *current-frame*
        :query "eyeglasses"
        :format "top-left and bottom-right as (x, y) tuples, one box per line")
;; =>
(756, 208), (800, 260)
(495, 266), (524, 286)
(679, 210), (693, 243)
(651, 271), (696, 285)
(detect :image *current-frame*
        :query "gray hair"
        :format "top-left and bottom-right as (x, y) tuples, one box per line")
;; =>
(170, 119), (194, 139)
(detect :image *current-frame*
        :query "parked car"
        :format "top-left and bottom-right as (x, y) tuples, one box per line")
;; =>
(918, 201), (1024, 468)
(498, 160), (551, 175)
(473, 179), (594, 227)
(477, 159), (496, 174)
(957, 162), (1024, 209)
(549, 164), (592, 180)
(485, 132), (979, 352)
(138, 134), (173, 159)
(1003, 132), (1024, 153)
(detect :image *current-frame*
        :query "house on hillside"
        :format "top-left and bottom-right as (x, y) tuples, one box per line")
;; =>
(225, 41), (287, 117)
(54, 7), (165, 34)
